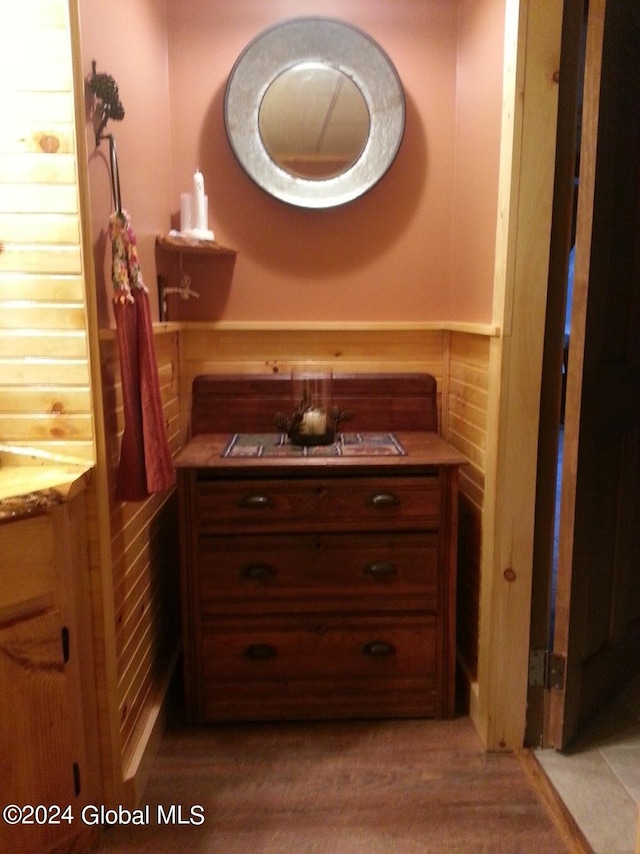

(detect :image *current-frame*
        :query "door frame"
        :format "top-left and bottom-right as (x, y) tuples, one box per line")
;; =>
(471, 0), (565, 751)
(526, 0), (585, 749)
(528, 0), (640, 750)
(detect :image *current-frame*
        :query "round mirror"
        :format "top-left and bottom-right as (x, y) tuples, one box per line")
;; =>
(258, 62), (370, 181)
(224, 17), (405, 209)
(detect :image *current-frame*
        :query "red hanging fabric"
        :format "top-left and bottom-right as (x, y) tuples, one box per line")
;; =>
(110, 211), (175, 501)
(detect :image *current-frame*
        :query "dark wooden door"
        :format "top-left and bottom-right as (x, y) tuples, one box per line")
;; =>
(549, 0), (640, 748)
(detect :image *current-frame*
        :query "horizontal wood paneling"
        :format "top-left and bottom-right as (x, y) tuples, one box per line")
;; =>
(100, 332), (182, 472)
(2, 0), (68, 28)
(0, 274), (84, 301)
(0, 358), (91, 385)
(445, 332), (491, 680)
(0, 0), (92, 465)
(182, 326), (445, 373)
(0, 413), (93, 441)
(99, 328), (181, 766)
(180, 325), (446, 440)
(0, 184), (78, 213)
(0, 213), (80, 243)
(0, 330), (87, 358)
(0, 21), (70, 63)
(0, 305), (87, 329)
(0, 125), (75, 155)
(4, 92), (74, 124)
(0, 63), (72, 95)
(446, 333), (489, 498)
(0, 153), (76, 184)
(116, 500), (179, 754)
(0, 245), (82, 274)
(0, 386), (91, 412)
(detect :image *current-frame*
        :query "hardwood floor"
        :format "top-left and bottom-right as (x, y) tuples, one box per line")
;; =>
(97, 714), (580, 853)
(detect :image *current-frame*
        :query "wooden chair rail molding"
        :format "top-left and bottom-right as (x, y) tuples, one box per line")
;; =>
(97, 320), (501, 339)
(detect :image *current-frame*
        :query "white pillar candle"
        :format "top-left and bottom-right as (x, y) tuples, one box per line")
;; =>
(193, 170), (206, 231)
(180, 192), (192, 232)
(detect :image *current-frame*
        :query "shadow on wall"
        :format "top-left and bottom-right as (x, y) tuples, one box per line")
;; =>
(196, 84), (428, 278)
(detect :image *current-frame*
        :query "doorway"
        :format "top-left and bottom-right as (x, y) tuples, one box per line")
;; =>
(529, 0), (640, 752)
(528, 1), (640, 847)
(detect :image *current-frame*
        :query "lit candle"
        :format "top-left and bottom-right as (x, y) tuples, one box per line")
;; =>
(193, 169), (206, 231)
(300, 408), (327, 436)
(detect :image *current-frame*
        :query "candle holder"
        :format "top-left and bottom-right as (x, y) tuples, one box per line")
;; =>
(274, 366), (353, 446)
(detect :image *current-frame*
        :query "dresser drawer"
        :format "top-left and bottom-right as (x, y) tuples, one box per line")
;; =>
(199, 615), (437, 721)
(202, 615), (435, 679)
(198, 532), (439, 614)
(195, 475), (441, 533)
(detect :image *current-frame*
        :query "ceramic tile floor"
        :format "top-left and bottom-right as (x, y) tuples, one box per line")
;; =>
(536, 669), (640, 854)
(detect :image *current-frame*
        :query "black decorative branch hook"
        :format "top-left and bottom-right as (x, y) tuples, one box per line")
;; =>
(89, 61), (125, 214)
(89, 60), (125, 136)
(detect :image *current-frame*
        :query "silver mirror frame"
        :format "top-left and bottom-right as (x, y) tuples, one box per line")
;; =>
(224, 17), (406, 209)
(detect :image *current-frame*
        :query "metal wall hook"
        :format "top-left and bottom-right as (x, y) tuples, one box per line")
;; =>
(95, 101), (111, 148)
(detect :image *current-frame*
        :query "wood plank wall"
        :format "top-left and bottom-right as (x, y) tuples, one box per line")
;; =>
(98, 328), (181, 780)
(179, 324), (446, 440)
(444, 332), (490, 682)
(0, 0), (93, 463)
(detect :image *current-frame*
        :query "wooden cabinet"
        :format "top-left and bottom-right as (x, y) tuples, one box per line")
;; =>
(0, 476), (99, 854)
(176, 431), (464, 723)
(0, 608), (79, 854)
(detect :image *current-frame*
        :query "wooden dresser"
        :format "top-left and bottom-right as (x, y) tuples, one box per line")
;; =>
(175, 374), (465, 723)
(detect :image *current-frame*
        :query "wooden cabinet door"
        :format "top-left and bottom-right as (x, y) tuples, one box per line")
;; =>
(0, 610), (80, 854)
(550, 0), (640, 748)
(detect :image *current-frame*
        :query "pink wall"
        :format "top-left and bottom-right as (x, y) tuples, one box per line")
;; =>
(166, 0), (458, 322)
(79, 0), (504, 325)
(451, 0), (505, 324)
(79, 0), (172, 325)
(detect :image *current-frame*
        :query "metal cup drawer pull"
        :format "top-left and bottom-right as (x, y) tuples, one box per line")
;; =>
(365, 492), (400, 509)
(243, 643), (278, 660)
(239, 562), (276, 580)
(238, 494), (273, 509)
(363, 560), (398, 580)
(362, 640), (396, 657)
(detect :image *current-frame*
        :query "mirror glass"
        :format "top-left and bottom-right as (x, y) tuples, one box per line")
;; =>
(224, 17), (405, 209)
(258, 62), (370, 181)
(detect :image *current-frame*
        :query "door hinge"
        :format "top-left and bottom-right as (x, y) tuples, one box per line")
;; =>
(528, 649), (566, 690)
(549, 652), (566, 690)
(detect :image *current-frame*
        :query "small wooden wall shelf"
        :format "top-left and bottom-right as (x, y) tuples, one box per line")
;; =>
(155, 233), (237, 321)
(156, 233), (236, 257)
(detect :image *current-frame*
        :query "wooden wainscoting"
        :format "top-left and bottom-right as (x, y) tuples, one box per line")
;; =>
(444, 331), (490, 687)
(178, 323), (446, 441)
(98, 327), (182, 802)
(91, 320), (490, 799)
(99, 328), (183, 470)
